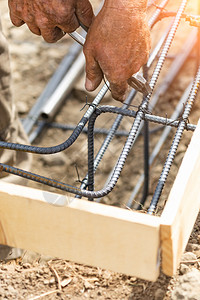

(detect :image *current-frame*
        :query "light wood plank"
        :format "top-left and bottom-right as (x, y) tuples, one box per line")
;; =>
(161, 119), (200, 276)
(0, 182), (160, 281)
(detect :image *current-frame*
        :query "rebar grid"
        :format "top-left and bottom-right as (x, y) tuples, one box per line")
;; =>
(0, 0), (198, 212)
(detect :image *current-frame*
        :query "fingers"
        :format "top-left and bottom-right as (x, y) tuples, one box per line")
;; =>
(84, 49), (128, 101)
(84, 51), (103, 91)
(9, 12), (24, 27)
(110, 81), (128, 102)
(76, 0), (95, 28)
(26, 23), (41, 36)
(84, 46), (128, 101)
(39, 25), (65, 43)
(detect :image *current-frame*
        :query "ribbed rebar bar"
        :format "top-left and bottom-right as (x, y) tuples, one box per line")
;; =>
(0, 1), (173, 159)
(148, 65), (200, 214)
(0, 83), (109, 154)
(29, 121), (131, 141)
(141, 64), (150, 207)
(148, 0), (170, 28)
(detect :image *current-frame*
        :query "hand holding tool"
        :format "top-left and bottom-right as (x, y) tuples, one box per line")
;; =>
(69, 24), (152, 97)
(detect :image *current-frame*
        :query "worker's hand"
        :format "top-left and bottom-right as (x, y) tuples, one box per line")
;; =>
(83, 0), (150, 101)
(8, 0), (94, 43)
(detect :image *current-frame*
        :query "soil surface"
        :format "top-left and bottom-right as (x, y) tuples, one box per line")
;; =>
(1, 0), (200, 299)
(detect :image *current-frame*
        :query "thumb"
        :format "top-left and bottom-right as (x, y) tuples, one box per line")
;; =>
(76, 0), (94, 28)
(84, 50), (103, 91)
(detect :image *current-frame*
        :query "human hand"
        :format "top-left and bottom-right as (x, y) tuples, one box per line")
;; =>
(8, 0), (94, 43)
(83, 0), (151, 101)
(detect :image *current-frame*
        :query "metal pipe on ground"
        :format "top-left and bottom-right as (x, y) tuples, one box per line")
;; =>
(23, 42), (82, 135)
(41, 52), (85, 119)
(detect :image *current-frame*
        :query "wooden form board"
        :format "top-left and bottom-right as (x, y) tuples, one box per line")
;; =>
(0, 120), (200, 281)
(160, 119), (200, 276)
(0, 181), (160, 281)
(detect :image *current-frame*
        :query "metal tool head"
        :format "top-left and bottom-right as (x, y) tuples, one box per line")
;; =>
(127, 73), (152, 96)
(69, 27), (152, 97)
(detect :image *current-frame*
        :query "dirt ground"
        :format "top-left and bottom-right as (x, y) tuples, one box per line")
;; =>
(1, 0), (200, 299)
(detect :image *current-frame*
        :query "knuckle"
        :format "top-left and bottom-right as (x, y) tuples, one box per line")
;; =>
(36, 16), (49, 28)
(55, 6), (72, 21)
(55, 9), (79, 32)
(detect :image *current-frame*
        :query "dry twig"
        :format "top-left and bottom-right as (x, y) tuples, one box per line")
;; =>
(28, 289), (60, 300)
(48, 261), (62, 291)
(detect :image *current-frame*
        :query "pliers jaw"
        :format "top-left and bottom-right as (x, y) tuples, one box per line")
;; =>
(127, 73), (152, 96)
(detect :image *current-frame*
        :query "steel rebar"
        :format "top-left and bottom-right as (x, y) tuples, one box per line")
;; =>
(141, 64), (150, 207)
(148, 65), (200, 214)
(0, 83), (109, 154)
